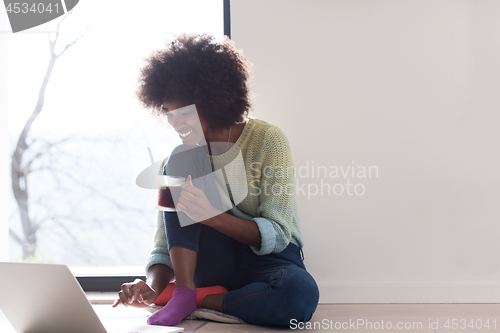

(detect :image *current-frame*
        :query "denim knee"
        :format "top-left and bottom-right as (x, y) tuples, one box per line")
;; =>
(234, 266), (319, 327)
(267, 267), (320, 327)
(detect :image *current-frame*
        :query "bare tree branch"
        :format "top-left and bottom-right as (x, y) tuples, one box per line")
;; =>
(44, 23), (51, 47)
(52, 8), (73, 47)
(57, 27), (89, 57)
(53, 168), (147, 213)
(22, 134), (81, 171)
(10, 12), (87, 259)
(9, 228), (23, 247)
(56, 9), (72, 35)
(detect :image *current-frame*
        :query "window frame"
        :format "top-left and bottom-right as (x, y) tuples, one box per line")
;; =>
(77, 275), (146, 292)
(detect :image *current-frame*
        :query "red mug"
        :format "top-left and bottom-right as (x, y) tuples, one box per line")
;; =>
(156, 176), (185, 212)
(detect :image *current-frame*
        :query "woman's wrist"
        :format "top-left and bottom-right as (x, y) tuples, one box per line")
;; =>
(146, 264), (174, 299)
(201, 211), (262, 247)
(201, 208), (223, 227)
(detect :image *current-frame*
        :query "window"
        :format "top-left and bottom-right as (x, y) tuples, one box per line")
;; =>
(3, 0), (227, 290)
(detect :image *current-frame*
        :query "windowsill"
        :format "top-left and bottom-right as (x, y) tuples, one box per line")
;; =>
(69, 266), (145, 276)
(86, 292), (118, 305)
(69, 267), (146, 293)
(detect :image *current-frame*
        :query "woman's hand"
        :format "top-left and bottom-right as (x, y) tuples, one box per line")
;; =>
(112, 279), (157, 308)
(177, 175), (221, 223)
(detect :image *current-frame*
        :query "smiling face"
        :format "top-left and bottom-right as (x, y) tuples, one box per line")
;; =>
(163, 102), (208, 146)
(162, 102), (209, 146)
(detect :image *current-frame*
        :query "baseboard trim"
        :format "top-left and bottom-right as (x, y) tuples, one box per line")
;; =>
(318, 283), (500, 303)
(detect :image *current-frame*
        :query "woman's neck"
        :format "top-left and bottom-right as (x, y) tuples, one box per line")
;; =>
(204, 127), (232, 144)
(202, 120), (248, 155)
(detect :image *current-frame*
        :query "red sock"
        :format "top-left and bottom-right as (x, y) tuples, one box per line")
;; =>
(154, 282), (176, 306)
(154, 282), (227, 308)
(195, 285), (228, 308)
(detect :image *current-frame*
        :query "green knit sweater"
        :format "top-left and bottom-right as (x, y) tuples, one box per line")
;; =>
(145, 118), (303, 273)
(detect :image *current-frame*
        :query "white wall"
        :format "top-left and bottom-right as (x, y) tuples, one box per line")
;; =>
(232, 0), (500, 303)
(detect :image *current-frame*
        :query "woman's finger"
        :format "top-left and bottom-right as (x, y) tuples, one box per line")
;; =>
(179, 195), (198, 208)
(112, 299), (120, 308)
(115, 290), (130, 307)
(180, 186), (195, 198)
(177, 201), (188, 212)
(182, 177), (204, 196)
(130, 280), (144, 304)
(121, 284), (132, 303)
(180, 189), (197, 203)
(178, 196), (187, 207)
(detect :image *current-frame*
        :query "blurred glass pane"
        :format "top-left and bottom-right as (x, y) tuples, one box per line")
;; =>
(6, 0), (223, 267)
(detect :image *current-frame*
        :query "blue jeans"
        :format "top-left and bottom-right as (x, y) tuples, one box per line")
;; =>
(165, 212), (319, 327)
(163, 145), (320, 327)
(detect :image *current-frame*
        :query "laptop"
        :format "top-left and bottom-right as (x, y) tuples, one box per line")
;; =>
(0, 262), (183, 333)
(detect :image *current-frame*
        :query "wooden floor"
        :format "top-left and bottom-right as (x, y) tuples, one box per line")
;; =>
(2, 303), (500, 332)
(173, 304), (500, 332)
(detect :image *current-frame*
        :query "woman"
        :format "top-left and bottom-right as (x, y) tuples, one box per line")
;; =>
(114, 34), (319, 327)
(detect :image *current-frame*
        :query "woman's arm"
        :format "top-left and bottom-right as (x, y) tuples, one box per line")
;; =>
(177, 175), (262, 248)
(203, 210), (261, 248)
(146, 264), (174, 297)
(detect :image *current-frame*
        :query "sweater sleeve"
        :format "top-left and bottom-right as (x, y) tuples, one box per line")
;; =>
(144, 210), (173, 275)
(249, 128), (297, 255)
(144, 158), (173, 275)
